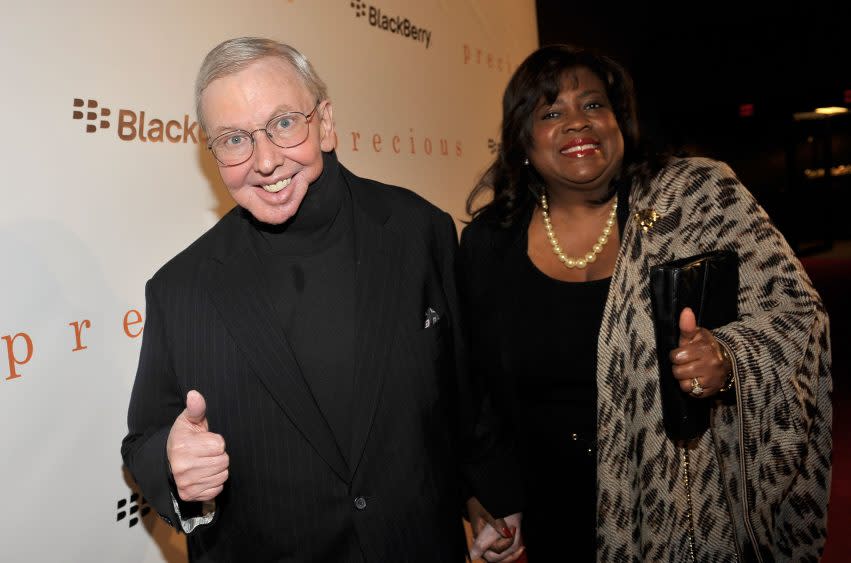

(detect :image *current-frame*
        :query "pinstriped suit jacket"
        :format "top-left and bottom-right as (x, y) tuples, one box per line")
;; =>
(121, 165), (520, 562)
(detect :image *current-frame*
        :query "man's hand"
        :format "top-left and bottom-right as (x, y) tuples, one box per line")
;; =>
(166, 390), (229, 502)
(467, 496), (525, 562)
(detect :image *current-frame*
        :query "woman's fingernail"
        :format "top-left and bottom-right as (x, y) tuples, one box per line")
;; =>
(502, 526), (513, 538)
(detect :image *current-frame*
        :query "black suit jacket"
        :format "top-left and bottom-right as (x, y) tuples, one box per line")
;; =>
(121, 165), (520, 562)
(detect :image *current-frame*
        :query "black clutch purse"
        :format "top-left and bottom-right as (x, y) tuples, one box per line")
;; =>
(649, 250), (738, 441)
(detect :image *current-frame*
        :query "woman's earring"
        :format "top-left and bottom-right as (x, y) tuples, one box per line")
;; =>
(523, 157), (529, 166)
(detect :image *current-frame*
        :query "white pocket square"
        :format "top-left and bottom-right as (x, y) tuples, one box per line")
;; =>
(424, 307), (440, 329)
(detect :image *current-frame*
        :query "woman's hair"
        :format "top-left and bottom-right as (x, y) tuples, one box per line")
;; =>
(195, 37), (329, 134)
(467, 44), (666, 227)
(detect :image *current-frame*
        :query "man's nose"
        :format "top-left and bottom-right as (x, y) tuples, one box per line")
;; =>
(252, 131), (284, 175)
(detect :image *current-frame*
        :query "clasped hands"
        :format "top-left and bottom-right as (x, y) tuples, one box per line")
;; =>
(670, 307), (733, 398)
(466, 496), (525, 562)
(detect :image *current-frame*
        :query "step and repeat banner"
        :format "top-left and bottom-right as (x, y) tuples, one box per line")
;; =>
(0, 1), (537, 561)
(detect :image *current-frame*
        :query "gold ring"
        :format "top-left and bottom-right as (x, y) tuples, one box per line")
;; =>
(690, 378), (705, 397)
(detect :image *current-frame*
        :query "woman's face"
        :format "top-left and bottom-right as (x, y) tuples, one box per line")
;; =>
(527, 66), (624, 197)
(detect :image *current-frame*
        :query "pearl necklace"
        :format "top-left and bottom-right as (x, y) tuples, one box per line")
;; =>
(540, 193), (618, 269)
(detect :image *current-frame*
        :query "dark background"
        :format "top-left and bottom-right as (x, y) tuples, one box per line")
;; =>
(534, 3), (851, 253)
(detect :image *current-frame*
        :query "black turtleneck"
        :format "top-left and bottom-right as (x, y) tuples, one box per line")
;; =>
(247, 151), (356, 465)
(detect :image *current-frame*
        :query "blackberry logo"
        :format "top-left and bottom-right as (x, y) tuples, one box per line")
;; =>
(350, 0), (366, 17)
(71, 97), (202, 144)
(73, 99), (111, 133)
(116, 492), (151, 528)
(349, 1), (432, 49)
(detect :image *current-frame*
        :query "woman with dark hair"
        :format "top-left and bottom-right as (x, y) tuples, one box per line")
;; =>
(460, 44), (832, 561)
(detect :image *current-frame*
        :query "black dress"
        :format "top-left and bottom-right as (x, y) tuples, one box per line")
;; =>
(507, 249), (609, 561)
(459, 190), (630, 561)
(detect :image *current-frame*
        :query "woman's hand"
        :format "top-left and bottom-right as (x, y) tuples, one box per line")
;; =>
(466, 496), (526, 562)
(670, 307), (732, 398)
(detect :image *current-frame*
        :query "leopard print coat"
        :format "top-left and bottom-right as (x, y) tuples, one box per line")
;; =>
(595, 157), (832, 561)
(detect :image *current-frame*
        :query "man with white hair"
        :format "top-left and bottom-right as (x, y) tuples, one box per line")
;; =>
(121, 37), (524, 562)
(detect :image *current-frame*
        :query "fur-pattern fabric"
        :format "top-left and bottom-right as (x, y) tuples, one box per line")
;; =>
(595, 157), (832, 561)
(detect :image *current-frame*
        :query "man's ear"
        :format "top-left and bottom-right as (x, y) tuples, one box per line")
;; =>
(317, 101), (336, 152)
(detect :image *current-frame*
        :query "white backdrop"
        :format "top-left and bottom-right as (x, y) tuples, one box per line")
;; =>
(0, 1), (538, 560)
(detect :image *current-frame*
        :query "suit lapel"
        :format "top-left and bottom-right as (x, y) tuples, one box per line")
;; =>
(344, 170), (403, 477)
(201, 212), (349, 481)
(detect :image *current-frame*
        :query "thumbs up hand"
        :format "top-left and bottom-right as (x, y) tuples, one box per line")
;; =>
(669, 307), (731, 398)
(166, 390), (229, 502)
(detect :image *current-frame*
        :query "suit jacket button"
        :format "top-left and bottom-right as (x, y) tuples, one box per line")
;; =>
(354, 496), (367, 510)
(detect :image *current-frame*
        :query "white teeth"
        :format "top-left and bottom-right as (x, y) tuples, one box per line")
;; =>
(262, 177), (291, 193)
(563, 144), (599, 154)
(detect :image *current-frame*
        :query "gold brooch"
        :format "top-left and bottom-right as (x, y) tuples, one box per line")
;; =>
(634, 209), (660, 233)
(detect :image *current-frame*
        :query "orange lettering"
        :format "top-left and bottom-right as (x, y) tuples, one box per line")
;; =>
(166, 120), (181, 142)
(463, 44), (471, 64)
(123, 310), (144, 338)
(392, 135), (401, 153)
(182, 115), (199, 144)
(69, 320), (91, 352)
(350, 131), (361, 151)
(2, 332), (33, 380)
(424, 137), (432, 155)
(148, 119), (164, 142)
(372, 133), (382, 152)
(118, 109), (136, 141)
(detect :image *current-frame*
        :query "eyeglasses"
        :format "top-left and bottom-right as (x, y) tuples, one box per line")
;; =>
(207, 102), (320, 166)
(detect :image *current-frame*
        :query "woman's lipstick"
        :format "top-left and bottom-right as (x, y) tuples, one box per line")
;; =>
(560, 137), (600, 158)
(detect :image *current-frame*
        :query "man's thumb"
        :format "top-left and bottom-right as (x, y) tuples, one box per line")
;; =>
(184, 390), (207, 426)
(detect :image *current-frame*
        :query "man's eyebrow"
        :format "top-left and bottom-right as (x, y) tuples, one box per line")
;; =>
(208, 104), (304, 136)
